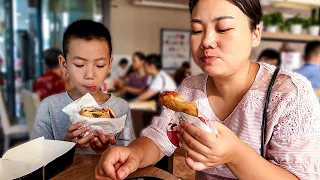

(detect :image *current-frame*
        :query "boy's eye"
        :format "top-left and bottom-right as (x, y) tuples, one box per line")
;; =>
(97, 65), (106, 68)
(74, 64), (84, 68)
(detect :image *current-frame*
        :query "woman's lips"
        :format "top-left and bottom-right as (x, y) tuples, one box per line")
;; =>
(201, 56), (218, 64)
(84, 86), (97, 91)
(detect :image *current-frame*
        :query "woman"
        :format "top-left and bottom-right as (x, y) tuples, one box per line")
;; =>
(95, 0), (320, 179)
(115, 52), (149, 100)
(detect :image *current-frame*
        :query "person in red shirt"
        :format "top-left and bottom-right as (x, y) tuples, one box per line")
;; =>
(34, 48), (66, 100)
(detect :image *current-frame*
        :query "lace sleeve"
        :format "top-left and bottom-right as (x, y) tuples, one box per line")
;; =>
(267, 75), (320, 179)
(140, 74), (207, 156)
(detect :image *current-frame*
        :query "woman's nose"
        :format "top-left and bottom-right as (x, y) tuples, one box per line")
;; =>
(201, 30), (217, 49)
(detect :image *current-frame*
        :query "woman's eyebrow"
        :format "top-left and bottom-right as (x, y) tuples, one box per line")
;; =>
(191, 16), (235, 23)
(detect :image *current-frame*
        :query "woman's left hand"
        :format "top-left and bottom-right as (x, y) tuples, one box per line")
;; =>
(90, 130), (116, 155)
(177, 120), (243, 171)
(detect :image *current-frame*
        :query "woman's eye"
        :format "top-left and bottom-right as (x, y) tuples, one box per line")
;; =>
(74, 64), (84, 68)
(191, 30), (203, 34)
(217, 28), (232, 33)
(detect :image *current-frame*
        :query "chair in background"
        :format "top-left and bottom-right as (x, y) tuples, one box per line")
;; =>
(21, 89), (40, 135)
(0, 89), (28, 153)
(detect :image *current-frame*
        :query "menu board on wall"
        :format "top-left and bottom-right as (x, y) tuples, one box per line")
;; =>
(161, 29), (190, 69)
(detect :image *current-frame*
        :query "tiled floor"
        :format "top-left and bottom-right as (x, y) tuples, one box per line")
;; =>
(173, 147), (195, 180)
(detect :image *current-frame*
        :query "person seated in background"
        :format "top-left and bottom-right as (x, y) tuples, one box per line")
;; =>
(257, 48), (281, 67)
(111, 58), (129, 80)
(33, 48), (66, 100)
(133, 54), (176, 102)
(114, 52), (149, 100)
(295, 40), (320, 89)
(174, 61), (191, 86)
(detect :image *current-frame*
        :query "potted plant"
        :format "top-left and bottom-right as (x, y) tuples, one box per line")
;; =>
(262, 12), (283, 33)
(306, 14), (320, 36)
(286, 14), (306, 34)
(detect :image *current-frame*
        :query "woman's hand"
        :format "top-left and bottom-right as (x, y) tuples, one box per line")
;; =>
(90, 130), (116, 154)
(177, 120), (243, 171)
(95, 146), (141, 180)
(64, 122), (94, 148)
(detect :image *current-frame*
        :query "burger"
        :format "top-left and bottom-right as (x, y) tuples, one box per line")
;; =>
(79, 106), (115, 118)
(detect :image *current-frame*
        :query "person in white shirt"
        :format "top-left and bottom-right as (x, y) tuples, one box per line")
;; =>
(111, 58), (129, 79)
(135, 54), (176, 101)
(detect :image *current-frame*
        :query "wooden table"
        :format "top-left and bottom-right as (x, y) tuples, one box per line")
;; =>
(51, 154), (178, 180)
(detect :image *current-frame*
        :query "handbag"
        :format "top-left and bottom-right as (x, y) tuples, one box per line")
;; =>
(260, 67), (280, 157)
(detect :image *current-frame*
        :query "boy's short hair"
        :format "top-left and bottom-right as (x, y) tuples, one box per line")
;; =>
(145, 54), (162, 70)
(119, 58), (129, 65)
(305, 41), (320, 60)
(43, 48), (63, 69)
(257, 48), (281, 66)
(62, 20), (112, 58)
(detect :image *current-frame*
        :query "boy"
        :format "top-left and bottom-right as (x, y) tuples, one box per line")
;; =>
(31, 20), (135, 154)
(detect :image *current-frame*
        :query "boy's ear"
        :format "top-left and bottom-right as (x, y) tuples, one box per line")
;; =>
(107, 57), (113, 74)
(58, 55), (68, 75)
(251, 24), (262, 48)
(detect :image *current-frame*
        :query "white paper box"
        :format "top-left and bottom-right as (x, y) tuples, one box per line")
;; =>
(0, 137), (76, 180)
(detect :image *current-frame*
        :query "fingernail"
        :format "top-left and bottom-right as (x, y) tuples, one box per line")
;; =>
(118, 170), (125, 179)
(86, 127), (91, 130)
(176, 126), (181, 132)
(78, 123), (82, 127)
(180, 120), (184, 126)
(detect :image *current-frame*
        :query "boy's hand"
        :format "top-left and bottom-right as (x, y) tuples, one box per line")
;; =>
(90, 130), (116, 154)
(64, 122), (94, 148)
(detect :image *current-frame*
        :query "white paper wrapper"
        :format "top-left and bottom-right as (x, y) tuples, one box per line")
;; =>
(167, 98), (218, 147)
(62, 93), (127, 136)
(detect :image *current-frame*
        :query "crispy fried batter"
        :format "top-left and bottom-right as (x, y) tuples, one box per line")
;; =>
(159, 91), (198, 117)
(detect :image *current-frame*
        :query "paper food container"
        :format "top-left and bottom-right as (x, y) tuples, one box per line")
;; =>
(167, 98), (219, 147)
(0, 137), (76, 180)
(62, 93), (127, 137)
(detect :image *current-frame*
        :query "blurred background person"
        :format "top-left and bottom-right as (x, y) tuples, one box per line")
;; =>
(174, 61), (191, 86)
(33, 48), (66, 100)
(114, 52), (149, 100)
(133, 54), (176, 102)
(295, 41), (320, 89)
(111, 58), (129, 80)
(257, 48), (281, 67)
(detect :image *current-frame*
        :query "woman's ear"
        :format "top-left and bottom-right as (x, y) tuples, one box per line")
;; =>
(58, 55), (68, 75)
(251, 24), (262, 48)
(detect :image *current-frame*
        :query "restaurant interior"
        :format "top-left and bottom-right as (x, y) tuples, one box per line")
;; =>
(0, 0), (320, 179)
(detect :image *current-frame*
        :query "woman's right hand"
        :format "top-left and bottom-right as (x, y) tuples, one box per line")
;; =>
(63, 122), (95, 148)
(95, 146), (141, 180)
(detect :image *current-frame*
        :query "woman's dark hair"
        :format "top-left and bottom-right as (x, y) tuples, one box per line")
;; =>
(189, 0), (262, 30)
(63, 20), (112, 57)
(133, 51), (146, 61)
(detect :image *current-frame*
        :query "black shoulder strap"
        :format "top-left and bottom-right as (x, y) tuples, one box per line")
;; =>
(261, 67), (280, 157)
